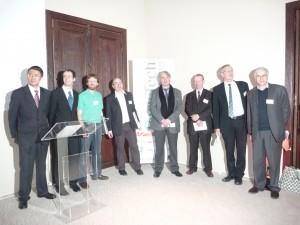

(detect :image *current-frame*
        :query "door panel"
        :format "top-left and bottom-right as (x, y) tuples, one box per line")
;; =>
(52, 20), (89, 91)
(46, 10), (127, 168)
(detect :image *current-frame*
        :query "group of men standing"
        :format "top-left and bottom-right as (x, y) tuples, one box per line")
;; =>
(8, 64), (290, 209)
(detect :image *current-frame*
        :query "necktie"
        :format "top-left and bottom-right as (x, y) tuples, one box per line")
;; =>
(68, 91), (73, 110)
(197, 91), (201, 102)
(34, 90), (39, 108)
(228, 84), (234, 118)
(164, 89), (168, 107)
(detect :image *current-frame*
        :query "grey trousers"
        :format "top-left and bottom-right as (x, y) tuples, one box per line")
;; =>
(154, 129), (179, 173)
(115, 122), (141, 171)
(253, 130), (282, 192)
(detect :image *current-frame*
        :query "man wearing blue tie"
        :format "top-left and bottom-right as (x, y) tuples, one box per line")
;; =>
(48, 69), (81, 195)
(212, 64), (249, 185)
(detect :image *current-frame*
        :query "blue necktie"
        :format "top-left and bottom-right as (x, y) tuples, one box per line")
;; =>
(228, 84), (234, 118)
(68, 91), (73, 110)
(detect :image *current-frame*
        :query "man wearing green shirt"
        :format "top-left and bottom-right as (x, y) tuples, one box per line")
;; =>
(77, 74), (108, 189)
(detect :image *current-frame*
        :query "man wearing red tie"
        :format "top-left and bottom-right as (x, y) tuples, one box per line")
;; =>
(8, 66), (56, 209)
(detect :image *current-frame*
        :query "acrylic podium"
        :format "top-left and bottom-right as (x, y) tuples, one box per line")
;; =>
(42, 120), (106, 222)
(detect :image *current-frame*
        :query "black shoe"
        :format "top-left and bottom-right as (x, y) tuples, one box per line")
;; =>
(79, 182), (89, 189)
(70, 184), (81, 192)
(186, 169), (197, 175)
(18, 200), (28, 209)
(205, 170), (214, 177)
(234, 177), (243, 185)
(271, 191), (279, 199)
(98, 175), (109, 180)
(172, 171), (183, 177)
(153, 171), (161, 178)
(37, 193), (56, 199)
(136, 169), (144, 175)
(222, 175), (235, 182)
(119, 170), (128, 176)
(248, 186), (263, 194)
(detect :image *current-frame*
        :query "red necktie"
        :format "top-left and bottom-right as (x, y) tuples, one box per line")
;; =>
(34, 90), (39, 108)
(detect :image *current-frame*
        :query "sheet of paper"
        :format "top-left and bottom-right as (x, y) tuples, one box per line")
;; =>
(193, 121), (207, 131)
(56, 125), (82, 138)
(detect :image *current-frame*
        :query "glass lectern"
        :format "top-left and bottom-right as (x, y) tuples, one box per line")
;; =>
(42, 120), (107, 222)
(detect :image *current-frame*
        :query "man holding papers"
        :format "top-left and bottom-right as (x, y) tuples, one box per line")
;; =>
(185, 74), (213, 177)
(149, 71), (183, 178)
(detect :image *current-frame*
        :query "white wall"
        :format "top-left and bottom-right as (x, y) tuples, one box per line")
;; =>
(0, 0), (294, 197)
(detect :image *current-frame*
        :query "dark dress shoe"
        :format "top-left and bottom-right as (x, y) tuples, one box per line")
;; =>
(186, 169), (196, 175)
(271, 191), (279, 199)
(205, 170), (214, 177)
(79, 182), (89, 189)
(172, 171), (183, 177)
(119, 170), (128, 176)
(70, 184), (81, 192)
(248, 186), (263, 194)
(136, 169), (144, 175)
(99, 175), (109, 180)
(234, 177), (243, 185)
(38, 193), (56, 199)
(222, 175), (235, 182)
(153, 171), (161, 178)
(18, 200), (28, 209)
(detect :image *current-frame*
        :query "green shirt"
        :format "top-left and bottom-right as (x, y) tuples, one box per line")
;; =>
(78, 89), (103, 123)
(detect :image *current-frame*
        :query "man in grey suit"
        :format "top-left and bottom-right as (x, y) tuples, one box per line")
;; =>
(149, 71), (183, 178)
(247, 67), (290, 199)
(8, 66), (56, 209)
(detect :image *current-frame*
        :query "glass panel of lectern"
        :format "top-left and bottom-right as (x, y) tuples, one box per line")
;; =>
(42, 120), (107, 222)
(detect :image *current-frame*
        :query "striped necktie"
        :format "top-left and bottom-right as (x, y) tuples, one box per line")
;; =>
(34, 90), (39, 108)
(228, 84), (234, 118)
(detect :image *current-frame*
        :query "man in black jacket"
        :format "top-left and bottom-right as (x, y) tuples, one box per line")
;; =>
(212, 64), (249, 185)
(105, 78), (143, 176)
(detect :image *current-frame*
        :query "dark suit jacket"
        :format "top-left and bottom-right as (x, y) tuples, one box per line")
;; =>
(247, 83), (290, 142)
(8, 85), (51, 144)
(212, 81), (249, 133)
(48, 87), (79, 126)
(185, 89), (213, 135)
(105, 91), (140, 136)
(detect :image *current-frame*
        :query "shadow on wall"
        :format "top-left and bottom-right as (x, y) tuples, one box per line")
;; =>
(3, 68), (29, 196)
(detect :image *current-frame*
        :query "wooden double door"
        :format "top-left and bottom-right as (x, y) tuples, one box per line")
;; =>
(46, 10), (127, 168)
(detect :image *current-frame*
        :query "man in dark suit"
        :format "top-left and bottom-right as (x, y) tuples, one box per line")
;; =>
(149, 71), (183, 178)
(48, 69), (81, 195)
(8, 66), (56, 209)
(185, 74), (213, 177)
(212, 64), (249, 185)
(247, 67), (290, 199)
(105, 78), (143, 176)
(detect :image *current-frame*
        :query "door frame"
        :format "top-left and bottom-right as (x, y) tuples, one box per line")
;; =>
(285, 1), (300, 168)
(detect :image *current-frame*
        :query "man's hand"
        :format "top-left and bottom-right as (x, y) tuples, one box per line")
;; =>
(191, 114), (200, 122)
(108, 131), (113, 138)
(161, 119), (171, 127)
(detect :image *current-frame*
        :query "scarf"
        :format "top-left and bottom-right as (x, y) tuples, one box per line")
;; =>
(159, 85), (175, 119)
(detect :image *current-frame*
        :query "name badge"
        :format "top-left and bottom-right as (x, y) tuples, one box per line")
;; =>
(128, 100), (132, 104)
(203, 99), (208, 104)
(243, 91), (247, 97)
(266, 99), (274, 104)
(93, 100), (99, 105)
